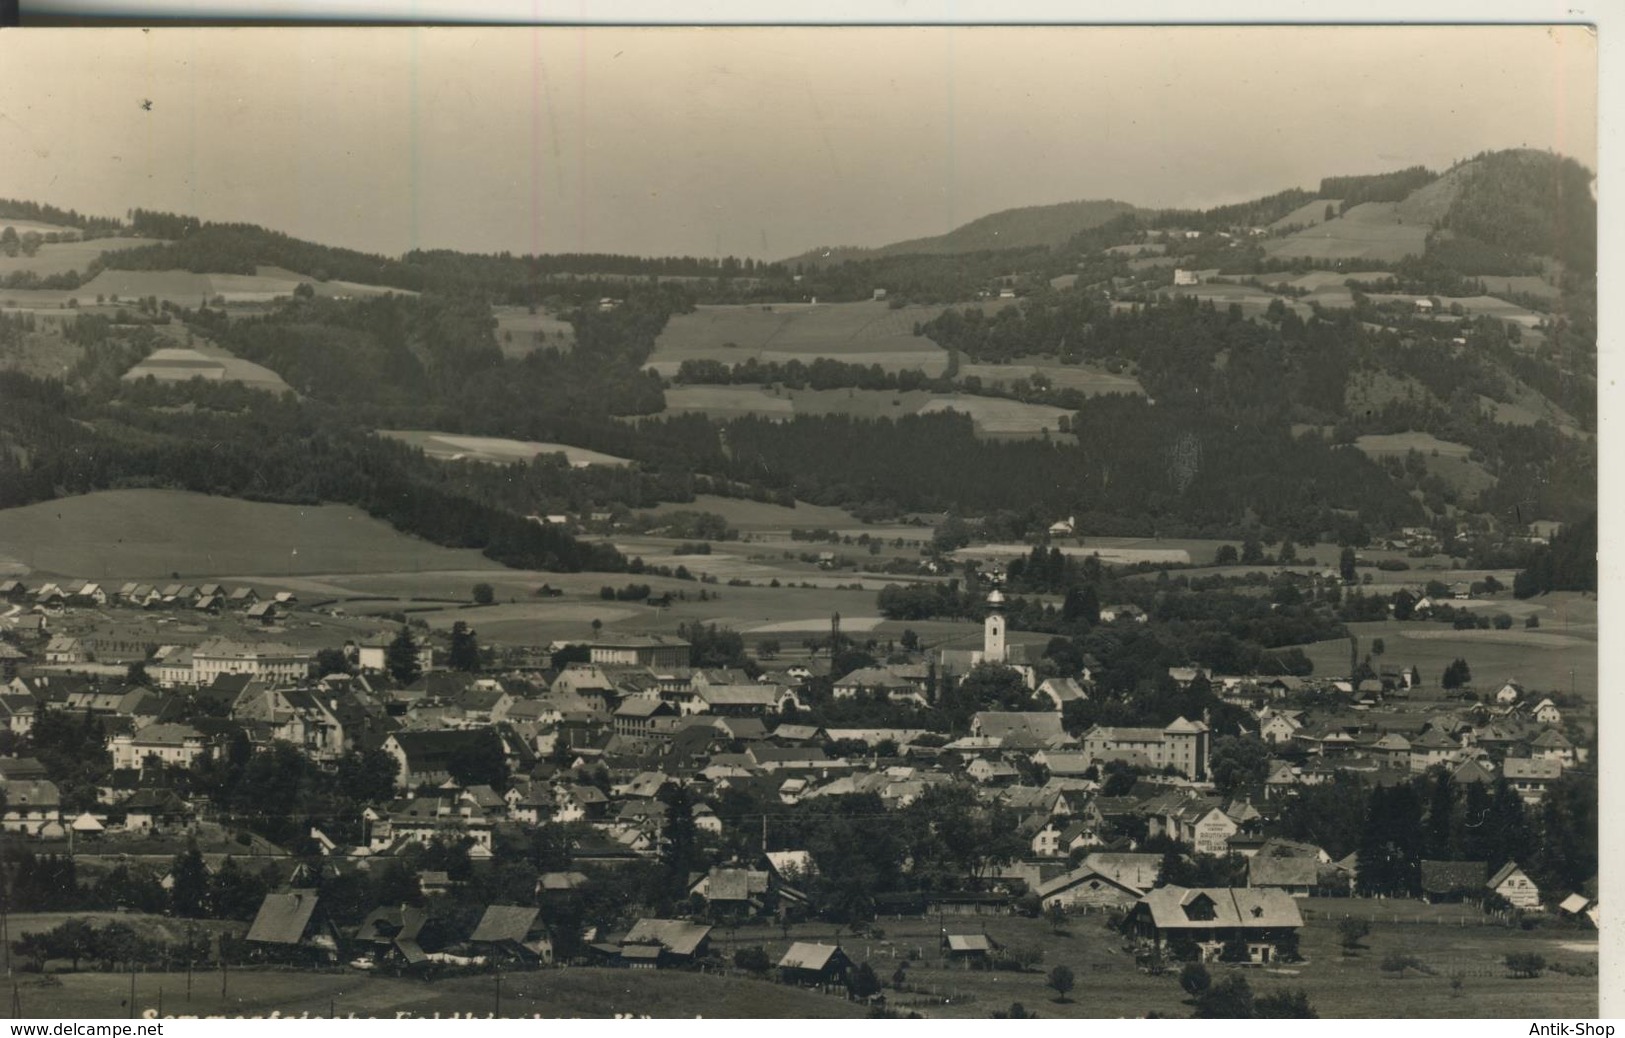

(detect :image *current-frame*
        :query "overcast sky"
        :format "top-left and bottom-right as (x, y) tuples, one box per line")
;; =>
(0, 26), (1596, 261)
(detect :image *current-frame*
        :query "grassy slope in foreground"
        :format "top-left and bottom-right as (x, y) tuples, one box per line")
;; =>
(0, 489), (501, 580)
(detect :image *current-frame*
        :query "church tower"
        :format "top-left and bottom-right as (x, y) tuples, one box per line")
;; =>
(983, 588), (1007, 663)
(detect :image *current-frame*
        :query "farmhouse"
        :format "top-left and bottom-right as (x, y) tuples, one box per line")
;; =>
(468, 905), (553, 965)
(245, 891), (341, 962)
(1502, 757), (1562, 804)
(616, 918), (712, 969)
(1127, 886), (1304, 964)
(1035, 862), (1145, 912)
(1420, 860), (1488, 904)
(778, 942), (852, 987)
(353, 905), (429, 968)
(1488, 862), (1541, 910)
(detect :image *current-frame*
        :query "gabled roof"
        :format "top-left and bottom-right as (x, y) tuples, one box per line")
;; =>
(357, 905), (428, 944)
(1137, 885), (1303, 930)
(246, 892), (321, 945)
(1488, 862), (1536, 891)
(1247, 855), (1320, 888)
(1420, 860), (1488, 894)
(469, 905), (542, 944)
(622, 918), (711, 957)
(778, 942), (846, 971)
(1502, 758), (1562, 781)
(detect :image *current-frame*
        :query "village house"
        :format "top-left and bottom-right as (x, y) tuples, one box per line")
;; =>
(778, 942), (852, 988)
(1419, 860), (1488, 904)
(245, 891), (341, 963)
(468, 905), (553, 965)
(1502, 757), (1563, 804)
(1126, 886), (1304, 964)
(110, 723), (212, 770)
(1488, 862), (1542, 910)
(613, 918), (713, 969)
(0, 778), (61, 835)
(352, 905), (429, 969)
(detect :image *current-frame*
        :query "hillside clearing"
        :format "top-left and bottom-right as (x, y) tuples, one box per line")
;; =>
(124, 345), (292, 394)
(648, 300), (951, 377)
(379, 430), (632, 467)
(1263, 202), (1429, 263)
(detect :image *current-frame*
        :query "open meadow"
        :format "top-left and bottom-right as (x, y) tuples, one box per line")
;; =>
(1293, 596), (1596, 701)
(646, 300), (951, 377)
(492, 306), (576, 357)
(0, 236), (158, 279)
(0, 490), (501, 581)
(956, 360), (1146, 397)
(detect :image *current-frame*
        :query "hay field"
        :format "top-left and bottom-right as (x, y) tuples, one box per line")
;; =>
(124, 345), (292, 393)
(0, 489), (501, 580)
(379, 429), (632, 467)
(0, 218), (81, 237)
(1263, 202), (1429, 263)
(648, 300), (950, 377)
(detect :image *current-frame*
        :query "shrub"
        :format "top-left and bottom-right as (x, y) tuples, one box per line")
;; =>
(1179, 962), (1211, 997)
(733, 946), (771, 974)
(1254, 990), (1318, 1018)
(1505, 952), (1547, 978)
(1337, 916), (1371, 951)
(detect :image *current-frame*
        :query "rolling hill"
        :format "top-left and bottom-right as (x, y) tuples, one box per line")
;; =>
(786, 198), (1143, 266)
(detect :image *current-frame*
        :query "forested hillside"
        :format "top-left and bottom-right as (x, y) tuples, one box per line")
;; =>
(0, 148), (1597, 574)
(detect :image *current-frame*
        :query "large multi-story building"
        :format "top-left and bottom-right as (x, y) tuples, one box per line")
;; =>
(1081, 716), (1211, 781)
(588, 635), (690, 669)
(191, 639), (313, 685)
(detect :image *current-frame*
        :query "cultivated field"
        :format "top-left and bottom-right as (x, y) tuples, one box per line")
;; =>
(0, 490), (502, 580)
(1263, 202), (1430, 263)
(647, 300), (951, 377)
(659, 385), (797, 420)
(379, 430), (632, 468)
(0, 218), (81, 237)
(124, 345), (292, 394)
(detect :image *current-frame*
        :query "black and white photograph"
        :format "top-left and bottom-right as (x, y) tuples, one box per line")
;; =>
(0, 20), (1601, 1020)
